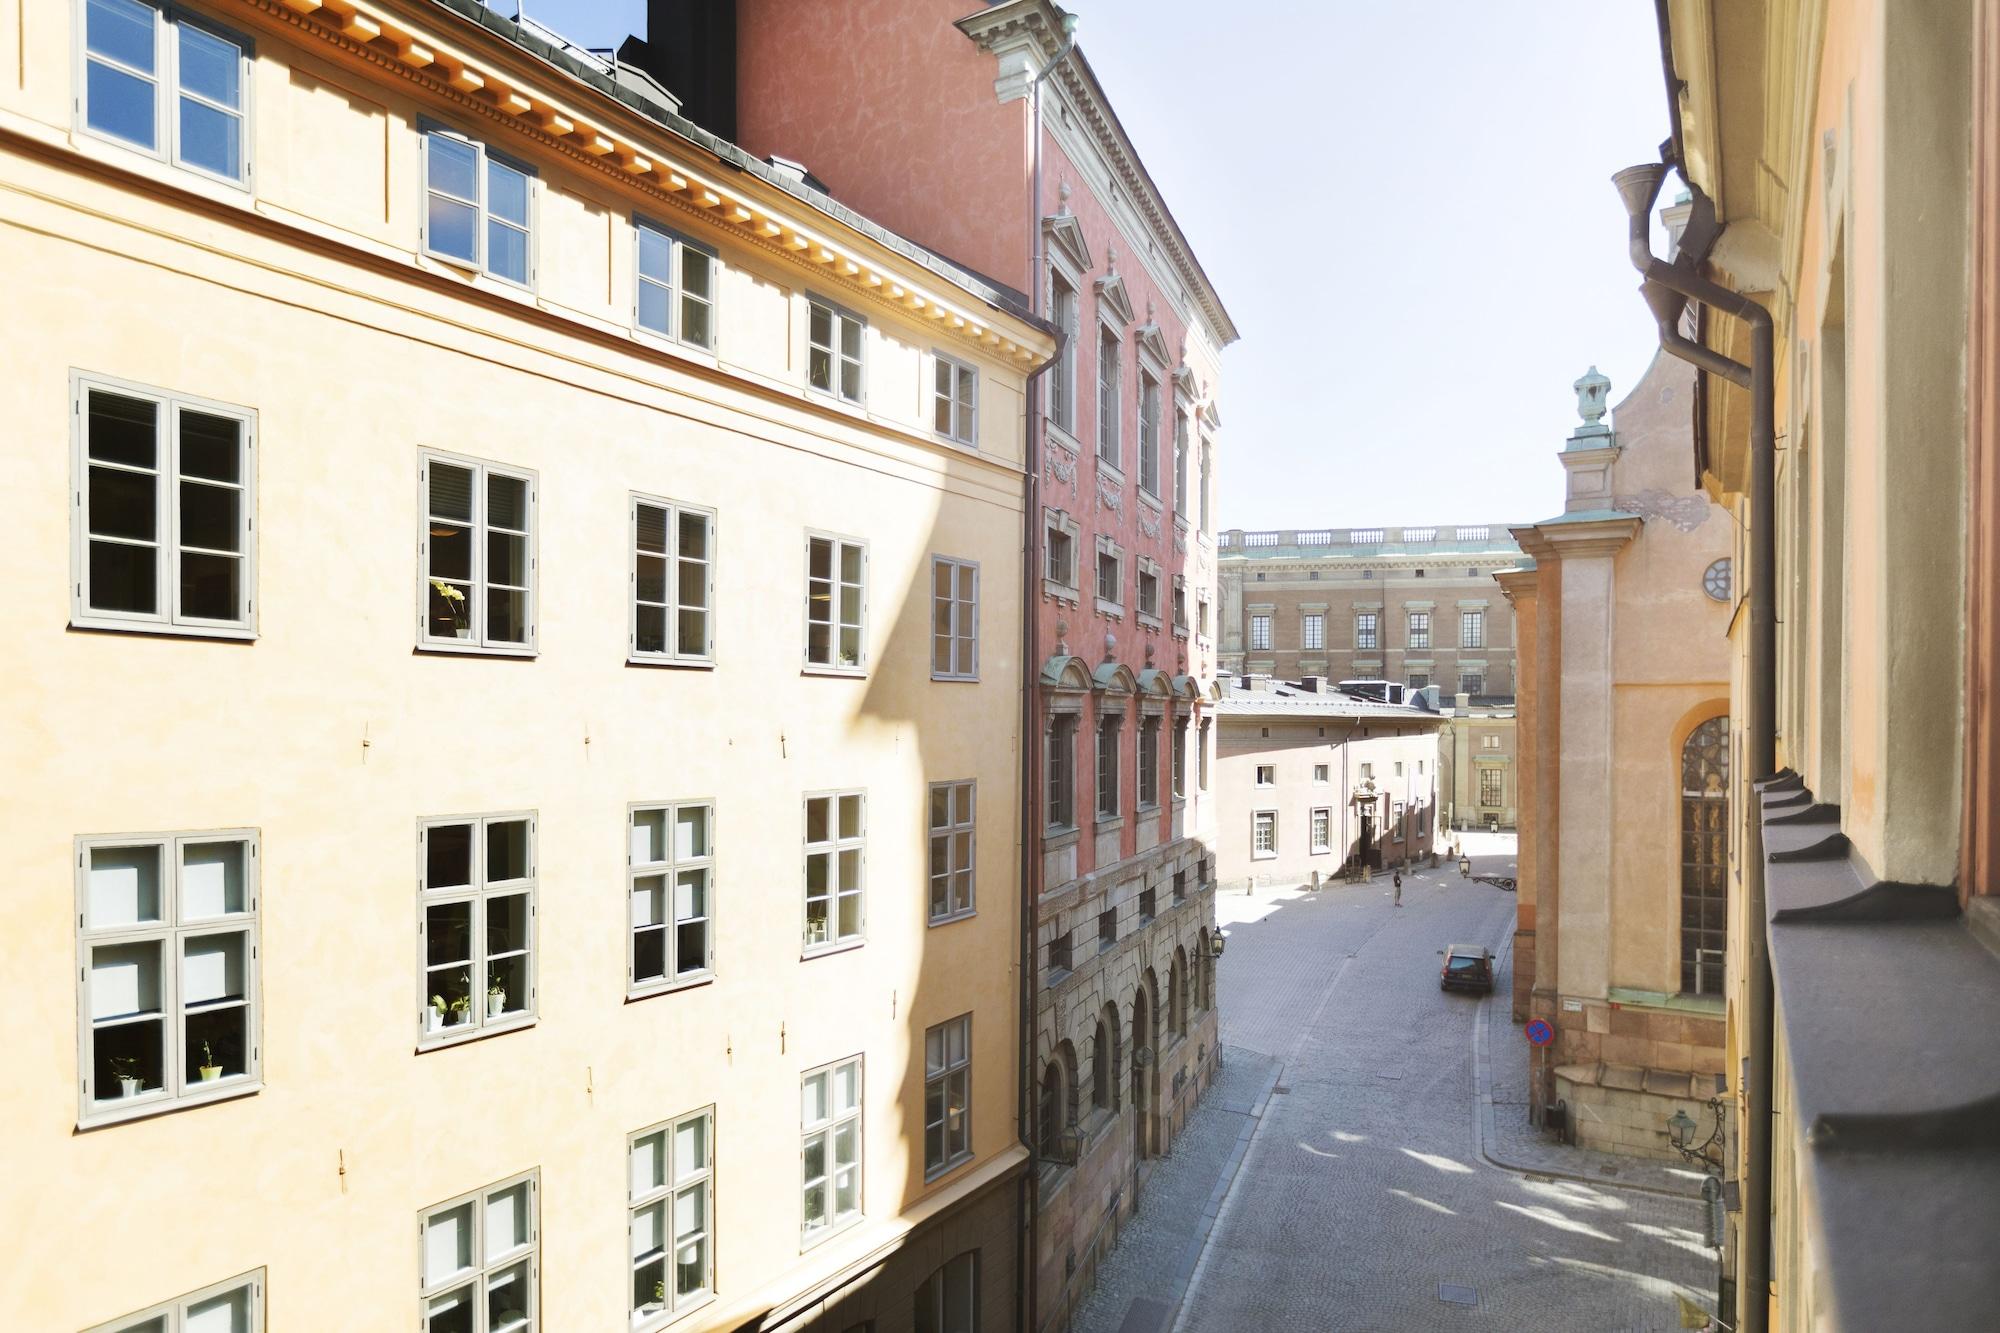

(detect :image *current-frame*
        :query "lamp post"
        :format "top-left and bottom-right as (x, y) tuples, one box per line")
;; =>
(1666, 1098), (1726, 1172)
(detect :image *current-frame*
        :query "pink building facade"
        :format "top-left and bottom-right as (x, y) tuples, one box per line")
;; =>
(684, 3), (1240, 1327)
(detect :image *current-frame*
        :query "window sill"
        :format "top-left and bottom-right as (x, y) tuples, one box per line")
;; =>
(1097, 457), (1126, 486)
(1044, 825), (1081, 850)
(1044, 578), (1082, 604)
(78, 1077), (261, 1132)
(931, 671), (981, 684)
(419, 1014), (536, 1051)
(69, 617), (257, 643)
(1047, 421), (1083, 456)
(1251, 851), (1278, 862)
(801, 938), (867, 962)
(924, 1149), (976, 1185)
(628, 654), (716, 671)
(802, 663), (868, 679)
(1095, 598), (1125, 619)
(1137, 801), (1160, 816)
(632, 324), (721, 370)
(806, 383), (868, 413)
(416, 640), (539, 660)
(1137, 488), (1163, 512)
(1045, 965), (1074, 990)
(1094, 815), (1126, 833)
(633, 1291), (715, 1333)
(1138, 613), (1163, 630)
(801, 1213), (866, 1254)
(928, 908), (977, 929)
(627, 973), (716, 1003)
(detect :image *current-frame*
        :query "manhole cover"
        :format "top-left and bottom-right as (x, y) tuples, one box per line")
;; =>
(1438, 1283), (1478, 1307)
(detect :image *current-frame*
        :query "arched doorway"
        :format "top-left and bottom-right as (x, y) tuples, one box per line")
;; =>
(1680, 715), (1730, 995)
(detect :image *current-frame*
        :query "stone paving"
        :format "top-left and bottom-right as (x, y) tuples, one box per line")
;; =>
(1070, 832), (1722, 1333)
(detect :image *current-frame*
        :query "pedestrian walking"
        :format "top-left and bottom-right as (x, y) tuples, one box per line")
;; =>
(1392, 869), (1403, 907)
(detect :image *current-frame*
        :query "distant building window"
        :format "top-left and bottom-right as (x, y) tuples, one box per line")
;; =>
(422, 452), (536, 652)
(627, 802), (713, 995)
(1252, 811), (1277, 858)
(931, 556), (979, 680)
(808, 299), (865, 403)
(1047, 524), (1076, 589)
(1198, 597), (1212, 639)
(923, 1016), (973, 1175)
(803, 791), (866, 951)
(1479, 768), (1505, 807)
(630, 1108), (713, 1320)
(1313, 764), (1330, 784)
(1681, 716), (1731, 995)
(1359, 762), (1374, 781)
(1255, 764), (1275, 787)
(933, 353), (978, 445)
(1138, 371), (1162, 494)
(1097, 327), (1122, 468)
(1047, 929), (1072, 976)
(1047, 716), (1076, 830)
(1199, 719), (1211, 790)
(1096, 544), (1123, 609)
(631, 497), (713, 664)
(1199, 440), (1212, 532)
(1311, 808), (1331, 853)
(1137, 565), (1162, 622)
(1480, 734), (1501, 750)
(1098, 909), (1116, 950)
(806, 534), (866, 669)
(424, 127), (532, 285)
(801, 1057), (863, 1240)
(1049, 274), (1078, 433)
(419, 1173), (537, 1333)
(1250, 614), (1273, 651)
(1138, 717), (1161, 808)
(74, 376), (256, 635)
(1356, 613), (1378, 650)
(635, 220), (716, 349)
(83, 0), (251, 184)
(1173, 718), (1189, 797)
(1409, 674), (1429, 690)
(1096, 715), (1122, 819)
(1174, 410), (1190, 514)
(1303, 613), (1325, 649)
(1703, 558), (1733, 602)
(1408, 612), (1430, 650)
(929, 781), (975, 924)
(1139, 888), (1157, 920)
(1461, 610), (1485, 648)
(1173, 580), (1188, 632)
(1460, 673), (1485, 696)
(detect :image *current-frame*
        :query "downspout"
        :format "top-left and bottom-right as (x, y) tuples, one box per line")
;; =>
(1612, 161), (1776, 1333)
(1019, 17), (1078, 1333)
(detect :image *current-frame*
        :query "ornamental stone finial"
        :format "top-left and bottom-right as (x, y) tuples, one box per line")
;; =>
(1103, 630), (1117, 662)
(1055, 619), (1069, 655)
(1567, 365), (1615, 449)
(1106, 241), (1118, 270)
(1144, 641), (1156, 666)
(1058, 180), (1072, 209)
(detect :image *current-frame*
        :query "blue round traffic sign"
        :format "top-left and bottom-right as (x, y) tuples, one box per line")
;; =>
(1525, 1019), (1554, 1047)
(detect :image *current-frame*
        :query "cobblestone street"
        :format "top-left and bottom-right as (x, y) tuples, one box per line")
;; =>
(1074, 833), (1720, 1333)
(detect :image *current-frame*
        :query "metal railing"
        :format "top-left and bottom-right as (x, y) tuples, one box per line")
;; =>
(1218, 524), (1518, 552)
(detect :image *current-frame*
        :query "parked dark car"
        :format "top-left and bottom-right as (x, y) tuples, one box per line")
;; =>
(1440, 944), (1494, 994)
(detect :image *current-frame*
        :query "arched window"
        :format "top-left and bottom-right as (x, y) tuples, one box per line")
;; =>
(1680, 715), (1730, 995)
(1171, 947), (1189, 1035)
(1195, 931), (1210, 1010)
(1092, 1012), (1115, 1111)
(1040, 1043), (1079, 1166)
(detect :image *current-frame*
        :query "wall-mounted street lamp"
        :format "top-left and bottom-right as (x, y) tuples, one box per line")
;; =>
(1209, 932), (1226, 958)
(1667, 1098), (1726, 1172)
(1459, 855), (1473, 878)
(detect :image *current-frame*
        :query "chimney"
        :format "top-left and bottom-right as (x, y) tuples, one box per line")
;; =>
(1455, 691), (1472, 710)
(619, 0), (738, 139)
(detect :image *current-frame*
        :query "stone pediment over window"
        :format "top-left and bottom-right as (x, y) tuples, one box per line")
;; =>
(1094, 661), (1139, 694)
(1172, 363), (1197, 401)
(1040, 654), (1094, 692)
(1096, 269), (1135, 327)
(1044, 211), (1092, 276)
(1135, 667), (1175, 697)
(1135, 322), (1171, 371)
(1200, 399), (1221, 430)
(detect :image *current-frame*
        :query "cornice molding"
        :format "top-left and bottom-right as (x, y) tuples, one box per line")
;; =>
(247, 0), (1049, 365)
(956, 0), (1237, 347)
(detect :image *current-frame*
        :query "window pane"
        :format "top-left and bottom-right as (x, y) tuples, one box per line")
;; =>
(90, 939), (162, 1020)
(638, 226), (672, 283)
(426, 1288), (473, 1333)
(676, 1233), (707, 1297)
(86, 47), (157, 149)
(87, 0), (156, 69)
(631, 808), (666, 864)
(638, 281), (670, 336)
(488, 530), (526, 588)
(809, 346), (833, 391)
(184, 987), (246, 1079)
(426, 823), (474, 888)
(486, 1260), (530, 1332)
(184, 1285), (251, 1333)
(425, 1202), (475, 1284)
(88, 462), (156, 543)
(809, 303), (831, 348)
(631, 1129), (666, 1195)
(487, 219), (528, 285)
(427, 133), (478, 201)
(182, 931), (245, 1006)
(674, 1115), (707, 1180)
(90, 540), (157, 613)
(681, 295), (712, 349)
(428, 195), (478, 263)
(675, 805), (708, 859)
(486, 1182), (531, 1258)
(90, 391), (158, 468)
(834, 1060), (860, 1113)
(179, 96), (241, 178)
(839, 794), (863, 839)
(488, 586), (527, 643)
(839, 359), (861, 401)
(839, 317), (861, 359)
(488, 474), (527, 530)
(88, 844), (162, 928)
(178, 410), (241, 482)
(681, 249), (712, 300)
(177, 24), (240, 106)
(840, 541), (863, 584)
(180, 479), (239, 553)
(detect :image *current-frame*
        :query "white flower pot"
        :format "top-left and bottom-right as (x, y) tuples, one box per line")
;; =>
(198, 1066), (223, 1083)
(488, 993), (507, 1018)
(118, 1076), (142, 1099)
(428, 1008), (444, 1033)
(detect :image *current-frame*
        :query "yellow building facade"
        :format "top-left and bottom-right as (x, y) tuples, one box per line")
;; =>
(1628, 1), (2000, 1329)
(0, 1), (1054, 1329)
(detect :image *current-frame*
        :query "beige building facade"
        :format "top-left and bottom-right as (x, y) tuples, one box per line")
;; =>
(1214, 679), (1443, 889)
(0, 1), (1056, 1329)
(1218, 523), (1522, 699)
(1502, 355), (1732, 1162)
(1624, 1), (2000, 1327)
(1435, 696), (1520, 832)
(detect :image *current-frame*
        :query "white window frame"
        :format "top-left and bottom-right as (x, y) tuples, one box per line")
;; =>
(804, 532), (867, 672)
(1311, 807), (1332, 855)
(1137, 368), (1162, 497)
(633, 217), (718, 351)
(931, 555), (980, 681)
(807, 295), (866, 404)
(1356, 612), (1379, 650)
(1047, 270), (1080, 437)
(71, 371), (257, 637)
(418, 1170), (539, 1333)
(923, 1014), (973, 1178)
(1461, 672), (1486, 696)
(1302, 612), (1325, 651)
(1096, 323), (1122, 471)
(627, 801), (715, 998)
(75, 828), (261, 1128)
(1135, 558), (1162, 627)
(1249, 614), (1272, 652)
(1313, 763), (1330, 784)
(86, 1267), (266, 1332)
(629, 1107), (714, 1327)
(933, 350), (978, 446)
(1460, 609), (1485, 649)
(422, 122), (536, 289)
(1173, 404), (1191, 515)
(1408, 611), (1431, 650)
(801, 1055), (864, 1244)
(1044, 507), (1081, 599)
(1254, 764), (1275, 788)
(1094, 539), (1124, 615)
(417, 813), (537, 1049)
(1137, 716), (1161, 809)
(916, 1252), (978, 1333)
(803, 790), (866, 954)
(629, 494), (715, 666)
(75, 0), (254, 187)
(1095, 714), (1122, 821)
(1480, 767), (1506, 807)
(418, 450), (538, 655)
(928, 780), (976, 925)
(1252, 810), (1277, 860)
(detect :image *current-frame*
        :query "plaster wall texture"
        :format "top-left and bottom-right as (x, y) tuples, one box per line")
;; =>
(0, 3), (1050, 1327)
(1213, 718), (1441, 888)
(1553, 553), (1618, 1001)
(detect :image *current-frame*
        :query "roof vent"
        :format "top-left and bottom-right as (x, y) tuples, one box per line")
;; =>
(765, 154), (831, 195)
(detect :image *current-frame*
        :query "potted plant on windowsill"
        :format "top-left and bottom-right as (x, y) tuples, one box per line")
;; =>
(449, 994), (472, 1026)
(109, 1055), (144, 1099)
(197, 1041), (224, 1083)
(487, 979), (507, 1019)
(640, 1279), (665, 1316)
(428, 994), (447, 1032)
(806, 918), (830, 947)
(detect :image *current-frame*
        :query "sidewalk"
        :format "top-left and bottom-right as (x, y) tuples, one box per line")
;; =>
(1066, 1047), (1282, 1333)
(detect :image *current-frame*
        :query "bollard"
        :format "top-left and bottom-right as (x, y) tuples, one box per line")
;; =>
(1310, 869), (1322, 892)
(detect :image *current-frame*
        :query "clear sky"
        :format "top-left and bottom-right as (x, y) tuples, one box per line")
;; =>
(515, 1), (1674, 531)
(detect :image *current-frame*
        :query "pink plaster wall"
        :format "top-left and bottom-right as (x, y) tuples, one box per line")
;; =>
(733, 0), (1033, 290)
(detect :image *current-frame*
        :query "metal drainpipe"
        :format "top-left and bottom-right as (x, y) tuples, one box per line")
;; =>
(1019, 22), (1078, 1333)
(1612, 162), (1776, 1333)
